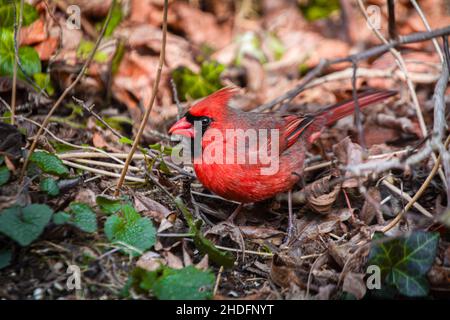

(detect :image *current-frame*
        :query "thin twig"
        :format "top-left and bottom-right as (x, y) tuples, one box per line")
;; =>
(254, 23), (450, 113)
(410, 0), (444, 63)
(17, 116), (125, 165)
(72, 97), (124, 139)
(351, 60), (366, 149)
(114, 0), (168, 197)
(20, 0), (117, 179)
(387, 0), (397, 40)
(11, 0), (24, 126)
(381, 179), (433, 219)
(62, 160), (146, 183)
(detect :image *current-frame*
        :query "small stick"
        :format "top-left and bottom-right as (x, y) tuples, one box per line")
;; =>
(381, 179), (433, 219)
(73, 97), (123, 139)
(62, 160), (146, 183)
(387, 0), (397, 40)
(410, 0), (444, 63)
(114, 0), (168, 197)
(351, 60), (366, 150)
(11, 0), (24, 126)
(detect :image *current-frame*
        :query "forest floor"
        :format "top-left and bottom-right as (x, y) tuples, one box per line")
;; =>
(0, 0), (450, 300)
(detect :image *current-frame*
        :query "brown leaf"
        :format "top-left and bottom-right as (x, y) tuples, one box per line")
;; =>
(34, 37), (59, 61)
(342, 272), (366, 300)
(162, 251), (184, 269)
(428, 266), (450, 288)
(169, 2), (232, 49)
(238, 226), (284, 240)
(134, 193), (172, 222)
(360, 187), (382, 225)
(20, 18), (47, 46)
(196, 255), (209, 271)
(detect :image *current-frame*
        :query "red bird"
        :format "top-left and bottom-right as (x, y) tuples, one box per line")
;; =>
(169, 87), (395, 224)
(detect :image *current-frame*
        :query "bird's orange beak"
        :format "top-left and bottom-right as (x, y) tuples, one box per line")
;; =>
(168, 117), (194, 138)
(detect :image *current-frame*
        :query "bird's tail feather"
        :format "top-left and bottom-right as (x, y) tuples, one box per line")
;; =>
(318, 89), (397, 126)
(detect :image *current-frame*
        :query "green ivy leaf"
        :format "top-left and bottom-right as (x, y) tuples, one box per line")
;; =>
(30, 151), (69, 177)
(0, 165), (10, 186)
(172, 61), (224, 101)
(0, 29), (41, 78)
(39, 177), (60, 196)
(0, 0), (39, 28)
(0, 204), (53, 246)
(175, 197), (234, 268)
(368, 231), (439, 297)
(104, 204), (156, 256)
(131, 266), (215, 300)
(0, 248), (12, 270)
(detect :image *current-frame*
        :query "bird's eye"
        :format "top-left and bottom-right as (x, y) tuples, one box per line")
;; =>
(200, 117), (211, 126)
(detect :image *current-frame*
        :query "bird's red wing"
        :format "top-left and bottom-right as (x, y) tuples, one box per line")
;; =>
(282, 115), (315, 149)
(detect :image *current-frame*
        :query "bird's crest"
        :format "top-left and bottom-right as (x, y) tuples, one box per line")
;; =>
(188, 86), (238, 118)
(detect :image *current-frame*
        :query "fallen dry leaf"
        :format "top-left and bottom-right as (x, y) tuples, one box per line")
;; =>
(342, 272), (366, 299)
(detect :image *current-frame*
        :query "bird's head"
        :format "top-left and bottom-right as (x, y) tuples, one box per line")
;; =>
(168, 86), (237, 138)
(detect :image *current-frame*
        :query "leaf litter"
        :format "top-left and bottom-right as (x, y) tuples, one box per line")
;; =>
(0, 0), (449, 300)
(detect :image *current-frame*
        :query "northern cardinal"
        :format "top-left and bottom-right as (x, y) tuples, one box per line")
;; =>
(169, 87), (395, 225)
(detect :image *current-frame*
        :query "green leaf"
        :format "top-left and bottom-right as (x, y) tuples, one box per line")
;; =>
(96, 196), (125, 215)
(119, 136), (133, 145)
(299, 0), (340, 21)
(175, 197), (234, 268)
(39, 177), (60, 196)
(30, 151), (69, 176)
(68, 202), (97, 233)
(131, 266), (215, 300)
(368, 231), (439, 297)
(172, 61), (224, 101)
(0, 1), (39, 28)
(53, 203), (97, 233)
(0, 165), (10, 186)
(104, 204), (156, 256)
(0, 204), (53, 246)
(77, 39), (109, 63)
(111, 40), (125, 74)
(53, 211), (71, 225)
(17, 46), (41, 76)
(0, 248), (12, 270)
(0, 29), (41, 78)
(97, 0), (122, 37)
(33, 73), (55, 95)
